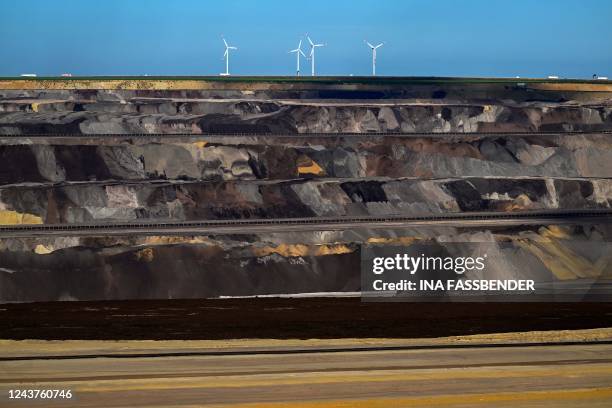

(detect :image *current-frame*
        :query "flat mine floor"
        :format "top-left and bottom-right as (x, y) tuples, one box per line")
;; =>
(1, 299), (611, 340)
(2, 335), (611, 407)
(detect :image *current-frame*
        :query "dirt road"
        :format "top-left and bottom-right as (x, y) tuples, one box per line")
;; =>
(1, 341), (611, 407)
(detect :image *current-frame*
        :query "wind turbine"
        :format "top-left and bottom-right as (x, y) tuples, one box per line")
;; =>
(307, 35), (325, 76)
(221, 38), (237, 76)
(289, 39), (307, 76)
(365, 40), (384, 76)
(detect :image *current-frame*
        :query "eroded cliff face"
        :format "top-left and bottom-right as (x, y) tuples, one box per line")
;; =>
(1, 94), (611, 134)
(0, 81), (610, 302)
(0, 134), (610, 224)
(1, 133), (612, 184)
(0, 177), (609, 224)
(0, 223), (610, 302)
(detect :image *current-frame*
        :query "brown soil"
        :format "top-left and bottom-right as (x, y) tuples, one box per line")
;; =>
(1, 298), (611, 340)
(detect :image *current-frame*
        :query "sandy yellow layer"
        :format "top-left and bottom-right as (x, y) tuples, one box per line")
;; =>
(0, 210), (43, 225)
(1, 327), (610, 358)
(0, 79), (611, 91)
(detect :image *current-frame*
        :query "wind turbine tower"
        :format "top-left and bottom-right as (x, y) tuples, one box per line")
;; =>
(365, 41), (384, 76)
(307, 36), (325, 76)
(289, 39), (306, 76)
(221, 38), (237, 76)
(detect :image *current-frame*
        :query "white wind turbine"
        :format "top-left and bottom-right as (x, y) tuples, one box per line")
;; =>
(220, 38), (237, 76)
(289, 39), (307, 76)
(307, 35), (325, 76)
(365, 40), (384, 76)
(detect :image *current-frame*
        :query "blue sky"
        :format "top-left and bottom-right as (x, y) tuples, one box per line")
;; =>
(1, 0), (611, 78)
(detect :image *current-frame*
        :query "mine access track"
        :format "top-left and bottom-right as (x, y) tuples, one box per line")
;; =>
(1, 130), (612, 139)
(0, 210), (610, 237)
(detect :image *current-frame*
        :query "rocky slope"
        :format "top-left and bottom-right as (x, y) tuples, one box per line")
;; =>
(0, 177), (610, 224)
(1, 95), (611, 134)
(1, 223), (610, 302)
(0, 80), (610, 302)
(1, 133), (611, 184)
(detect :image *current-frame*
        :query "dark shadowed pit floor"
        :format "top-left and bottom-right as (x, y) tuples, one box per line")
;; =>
(1, 299), (611, 340)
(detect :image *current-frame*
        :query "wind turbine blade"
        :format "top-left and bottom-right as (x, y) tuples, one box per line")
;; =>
(299, 49), (306, 57)
(290, 49), (298, 53)
(298, 39), (302, 49)
(366, 41), (374, 48)
(223, 49), (228, 58)
(375, 43), (384, 48)
(223, 38), (228, 47)
(315, 43), (324, 47)
(229, 46), (237, 50)
(307, 36), (314, 46)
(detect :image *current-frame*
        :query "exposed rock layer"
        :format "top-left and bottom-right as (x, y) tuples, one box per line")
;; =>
(0, 223), (610, 302)
(1, 133), (611, 185)
(0, 82), (610, 302)
(0, 177), (610, 224)
(1, 97), (612, 134)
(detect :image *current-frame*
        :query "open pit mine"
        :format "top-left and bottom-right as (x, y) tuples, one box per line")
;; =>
(0, 77), (611, 303)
